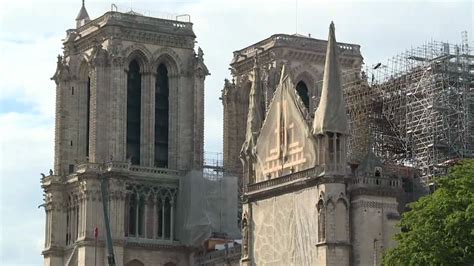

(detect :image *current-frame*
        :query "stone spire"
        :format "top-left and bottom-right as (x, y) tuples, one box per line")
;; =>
(75, 0), (90, 28)
(241, 57), (263, 158)
(312, 22), (349, 135)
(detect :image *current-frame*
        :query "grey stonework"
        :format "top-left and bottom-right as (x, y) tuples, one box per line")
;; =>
(239, 24), (402, 265)
(222, 33), (364, 197)
(43, 7), (208, 266)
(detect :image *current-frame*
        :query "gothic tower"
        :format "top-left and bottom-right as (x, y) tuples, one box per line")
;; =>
(222, 31), (363, 205)
(239, 23), (351, 265)
(239, 23), (402, 265)
(42, 3), (208, 265)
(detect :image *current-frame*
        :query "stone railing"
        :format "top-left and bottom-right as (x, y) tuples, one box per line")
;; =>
(75, 162), (180, 178)
(236, 34), (361, 59)
(126, 237), (180, 246)
(247, 167), (324, 193)
(351, 176), (401, 189)
(75, 162), (102, 173)
(78, 11), (193, 34)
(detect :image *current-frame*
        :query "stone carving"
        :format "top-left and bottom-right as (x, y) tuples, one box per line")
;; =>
(152, 47), (183, 74)
(242, 212), (249, 258)
(51, 55), (71, 84)
(90, 40), (109, 67)
(122, 43), (152, 64)
(108, 36), (123, 59)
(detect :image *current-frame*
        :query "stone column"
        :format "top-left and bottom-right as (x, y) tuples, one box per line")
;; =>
(71, 203), (76, 243)
(110, 57), (127, 161)
(116, 192), (123, 239)
(143, 197), (148, 238)
(168, 74), (179, 169)
(153, 196), (159, 239)
(161, 197), (165, 240)
(170, 198), (175, 241)
(141, 72), (154, 166)
(89, 50), (110, 163)
(135, 193), (139, 238)
(192, 67), (206, 169)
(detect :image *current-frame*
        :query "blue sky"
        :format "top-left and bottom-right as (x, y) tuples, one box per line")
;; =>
(0, 0), (472, 265)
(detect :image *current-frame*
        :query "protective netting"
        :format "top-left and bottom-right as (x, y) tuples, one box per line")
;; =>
(255, 74), (317, 182)
(251, 186), (320, 265)
(177, 170), (240, 246)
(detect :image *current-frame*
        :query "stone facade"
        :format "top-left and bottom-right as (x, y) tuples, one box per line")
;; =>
(222, 33), (364, 200)
(42, 5), (209, 266)
(239, 23), (401, 265)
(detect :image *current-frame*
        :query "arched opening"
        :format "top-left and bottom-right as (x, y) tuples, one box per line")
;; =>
(156, 197), (172, 239)
(128, 194), (137, 236)
(127, 60), (141, 165)
(164, 198), (171, 239)
(296, 81), (309, 109)
(317, 200), (326, 242)
(127, 193), (146, 237)
(79, 61), (91, 159)
(126, 259), (144, 266)
(155, 64), (169, 168)
(66, 196), (71, 245)
(138, 196), (145, 237)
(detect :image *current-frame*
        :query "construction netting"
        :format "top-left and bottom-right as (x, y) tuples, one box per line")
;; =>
(176, 170), (240, 246)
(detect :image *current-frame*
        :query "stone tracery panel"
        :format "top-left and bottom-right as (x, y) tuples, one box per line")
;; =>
(124, 183), (178, 241)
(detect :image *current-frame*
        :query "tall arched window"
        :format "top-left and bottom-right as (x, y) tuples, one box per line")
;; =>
(127, 60), (141, 165)
(128, 194), (137, 236)
(317, 200), (326, 242)
(296, 81), (309, 109)
(138, 197), (145, 237)
(155, 64), (169, 168)
(164, 198), (171, 239)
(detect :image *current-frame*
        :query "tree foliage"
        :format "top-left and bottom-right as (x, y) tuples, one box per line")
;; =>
(383, 159), (474, 266)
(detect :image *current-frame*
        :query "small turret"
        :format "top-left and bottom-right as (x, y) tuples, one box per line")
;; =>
(313, 22), (349, 174)
(75, 0), (90, 28)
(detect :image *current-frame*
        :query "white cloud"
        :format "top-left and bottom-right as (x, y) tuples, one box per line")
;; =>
(0, 112), (53, 266)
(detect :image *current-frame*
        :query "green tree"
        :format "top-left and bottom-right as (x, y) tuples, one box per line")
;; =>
(383, 159), (474, 266)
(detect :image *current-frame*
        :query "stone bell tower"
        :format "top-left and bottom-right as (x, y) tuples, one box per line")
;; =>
(239, 23), (352, 265)
(42, 2), (208, 265)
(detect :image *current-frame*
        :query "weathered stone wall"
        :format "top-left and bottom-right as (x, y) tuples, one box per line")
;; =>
(351, 195), (400, 266)
(44, 10), (209, 266)
(223, 35), (363, 195)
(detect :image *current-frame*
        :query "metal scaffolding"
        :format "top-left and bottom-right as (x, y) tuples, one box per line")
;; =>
(345, 34), (473, 185)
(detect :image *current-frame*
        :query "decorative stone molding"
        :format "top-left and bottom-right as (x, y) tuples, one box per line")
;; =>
(351, 201), (398, 210)
(90, 41), (109, 68)
(51, 55), (71, 84)
(122, 44), (152, 72)
(151, 47), (183, 74)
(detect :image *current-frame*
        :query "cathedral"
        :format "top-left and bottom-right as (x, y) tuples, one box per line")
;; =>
(41, 3), (402, 266)
(237, 22), (400, 266)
